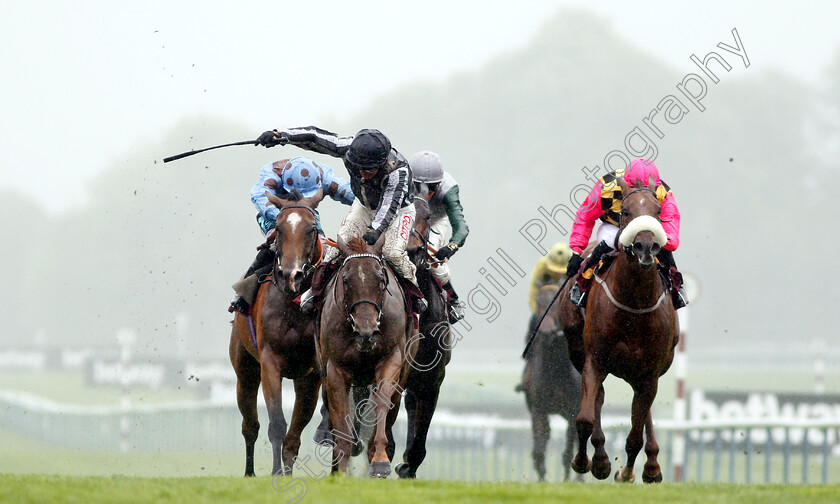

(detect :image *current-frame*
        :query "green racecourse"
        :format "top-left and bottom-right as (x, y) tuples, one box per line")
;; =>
(1, 474), (838, 504)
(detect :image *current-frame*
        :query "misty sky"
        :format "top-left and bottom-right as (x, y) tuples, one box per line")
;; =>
(2, 0), (839, 211)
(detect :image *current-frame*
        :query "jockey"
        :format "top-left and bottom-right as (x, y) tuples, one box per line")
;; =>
(409, 151), (470, 323)
(524, 243), (572, 341)
(228, 156), (354, 315)
(257, 126), (427, 314)
(565, 158), (688, 309)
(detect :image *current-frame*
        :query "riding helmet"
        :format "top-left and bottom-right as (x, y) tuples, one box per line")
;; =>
(409, 151), (444, 183)
(345, 129), (391, 170)
(545, 243), (573, 274)
(281, 157), (322, 198)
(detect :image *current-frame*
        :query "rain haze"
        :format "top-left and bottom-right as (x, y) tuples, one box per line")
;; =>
(1, 0), (839, 486)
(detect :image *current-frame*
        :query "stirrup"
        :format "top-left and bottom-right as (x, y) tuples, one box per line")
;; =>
(569, 283), (586, 307)
(673, 286), (689, 309)
(413, 297), (428, 314)
(298, 288), (315, 313)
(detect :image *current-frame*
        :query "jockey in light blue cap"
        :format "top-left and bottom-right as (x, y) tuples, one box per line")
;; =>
(252, 156), (354, 235)
(229, 156), (355, 315)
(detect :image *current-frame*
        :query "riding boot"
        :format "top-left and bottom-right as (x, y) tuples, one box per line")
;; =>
(298, 259), (341, 313)
(442, 281), (465, 323)
(657, 249), (688, 309)
(400, 280), (427, 315)
(570, 240), (612, 307)
(229, 247), (276, 315)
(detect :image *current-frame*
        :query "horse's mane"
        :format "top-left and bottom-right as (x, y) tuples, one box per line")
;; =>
(346, 237), (369, 254)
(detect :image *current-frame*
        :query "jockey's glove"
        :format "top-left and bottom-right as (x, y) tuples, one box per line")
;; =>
(435, 242), (458, 261)
(256, 130), (289, 147)
(566, 252), (583, 277)
(362, 228), (380, 245)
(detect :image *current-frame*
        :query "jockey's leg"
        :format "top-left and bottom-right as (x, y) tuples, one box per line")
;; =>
(229, 244), (276, 315)
(382, 204), (426, 314)
(656, 249), (688, 309)
(570, 240), (613, 307)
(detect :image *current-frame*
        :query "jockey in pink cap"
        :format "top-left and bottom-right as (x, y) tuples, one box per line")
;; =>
(565, 158), (687, 309)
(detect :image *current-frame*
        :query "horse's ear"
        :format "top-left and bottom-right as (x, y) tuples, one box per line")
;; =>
(648, 174), (656, 189)
(265, 191), (296, 209)
(337, 235), (351, 257)
(372, 229), (387, 255)
(302, 187), (325, 209)
(617, 176), (630, 194)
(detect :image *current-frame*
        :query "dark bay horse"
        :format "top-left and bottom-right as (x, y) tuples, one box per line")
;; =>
(318, 235), (417, 477)
(521, 284), (582, 482)
(561, 176), (678, 483)
(229, 190), (324, 476)
(390, 196), (452, 479)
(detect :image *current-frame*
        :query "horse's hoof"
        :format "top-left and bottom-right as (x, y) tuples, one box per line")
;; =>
(395, 463), (417, 479)
(313, 428), (333, 446)
(244, 471), (256, 478)
(614, 466), (635, 483)
(642, 471), (663, 484)
(351, 438), (365, 457)
(571, 456), (591, 475)
(591, 458), (611, 480)
(369, 461), (391, 478)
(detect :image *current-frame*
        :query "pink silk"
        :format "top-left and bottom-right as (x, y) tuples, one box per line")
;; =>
(569, 159), (681, 253)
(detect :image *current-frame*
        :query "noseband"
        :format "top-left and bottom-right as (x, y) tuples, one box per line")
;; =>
(341, 253), (388, 326)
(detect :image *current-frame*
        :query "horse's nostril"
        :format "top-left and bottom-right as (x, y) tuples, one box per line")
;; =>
(633, 242), (645, 254)
(651, 243), (661, 256)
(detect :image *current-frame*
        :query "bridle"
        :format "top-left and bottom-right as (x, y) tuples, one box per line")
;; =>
(270, 204), (320, 292)
(340, 253), (388, 326)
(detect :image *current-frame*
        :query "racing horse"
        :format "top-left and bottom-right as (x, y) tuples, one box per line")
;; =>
(389, 195), (452, 479)
(318, 234), (417, 477)
(560, 176), (679, 483)
(229, 189), (324, 476)
(521, 284), (582, 482)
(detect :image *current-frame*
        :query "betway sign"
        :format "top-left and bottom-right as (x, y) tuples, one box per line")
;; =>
(688, 390), (840, 448)
(91, 360), (166, 388)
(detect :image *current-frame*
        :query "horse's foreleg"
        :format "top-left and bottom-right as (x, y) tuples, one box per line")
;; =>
(368, 350), (403, 478)
(230, 333), (261, 477)
(642, 405), (663, 483)
(572, 357), (604, 475)
(398, 384), (440, 479)
(616, 378), (658, 483)
(282, 372), (321, 476)
(560, 413), (579, 481)
(531, 410), (550, 482)
(324, 361), (352, 474)
(259, 347), (288, 476)
(313, 388), (333, 446)
(591, 382), (611, 480)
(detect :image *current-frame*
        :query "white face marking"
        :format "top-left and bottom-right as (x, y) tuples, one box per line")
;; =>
(358, 270), (367, 284)
(286, 213), (302, 234)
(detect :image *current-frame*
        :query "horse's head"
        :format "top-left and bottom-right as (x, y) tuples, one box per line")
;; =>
(337, 234), (388, 353)
(616, 176), (667, 269)
(408, 196), (431, 265)
(535, 285), (564, 343)
(265, 188), (324, 294)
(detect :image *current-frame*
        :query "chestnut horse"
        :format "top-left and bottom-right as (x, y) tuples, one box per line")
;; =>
(391, 196), (452, 479)
(229, 189), (324, 476)
(521, 284), (582, 482)
(560, 176), (678, 483)
(318, 235), (417, 477)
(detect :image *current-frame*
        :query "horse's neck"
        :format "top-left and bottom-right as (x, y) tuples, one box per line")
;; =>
(608, 252), (662, 306)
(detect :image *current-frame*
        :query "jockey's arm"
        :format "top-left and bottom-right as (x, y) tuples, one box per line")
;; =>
(660, 191), (681, 251)
(276, 126), (354, 159)
(321, 165), (355, 206)
(527, 258), (548, 313)
(369, 164), (411, 236)
(442, 185), (469, 248)
(568, 181), (604, 254)
(250, 162), (281, 223)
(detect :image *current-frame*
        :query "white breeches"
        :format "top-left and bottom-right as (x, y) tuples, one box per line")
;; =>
(428, 216), (452, 284)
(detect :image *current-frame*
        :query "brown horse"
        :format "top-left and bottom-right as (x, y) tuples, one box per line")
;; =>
(561, 176), (679, 483)
(318, 235), (417, 477)
(391, 196), (452, 479)
(521, 284), (582, 482)
(229, 189), (324, 476)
